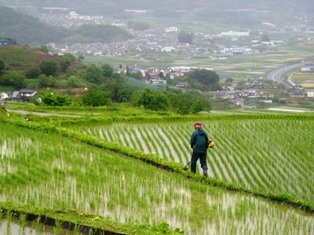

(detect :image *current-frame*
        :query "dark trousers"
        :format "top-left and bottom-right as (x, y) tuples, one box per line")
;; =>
(191, 152), (208, 173)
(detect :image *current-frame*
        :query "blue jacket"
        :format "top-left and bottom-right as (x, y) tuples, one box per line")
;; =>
(190, 128), (209, 153)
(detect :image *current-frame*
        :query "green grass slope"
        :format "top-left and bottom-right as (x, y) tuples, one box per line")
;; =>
(0, 45), (60, 70)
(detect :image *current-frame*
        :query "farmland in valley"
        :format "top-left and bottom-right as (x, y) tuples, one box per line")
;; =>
(292, 73), (314, 88)
(0, 111), (313, 234)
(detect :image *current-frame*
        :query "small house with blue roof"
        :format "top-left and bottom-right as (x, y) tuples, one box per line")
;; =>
(0, 38), (14, 46)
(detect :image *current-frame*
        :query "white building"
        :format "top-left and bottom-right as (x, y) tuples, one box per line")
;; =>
(262, 22), (276, 28)
(222, 47), (253, 54)
(301, 66), (314, 72)
(148, 78), (167, 85)
(0, 92), (10, 100)
(220, 31), (250, 37)
(124, 9), (150, 14)
(161, 46), (176, 52)
(164, 27), (178, 33)
(168, 66), (193, 73)
(307, 90), (314, 97)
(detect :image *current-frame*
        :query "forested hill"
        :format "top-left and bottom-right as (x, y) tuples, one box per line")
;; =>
(0, 7), (132, 45)
(2, 0), (313, 14)
(0, 6), (65, 45)
(2, 0), (313, 10)
(1, 0), (313, 28)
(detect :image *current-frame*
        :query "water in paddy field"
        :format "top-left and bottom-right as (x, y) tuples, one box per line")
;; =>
(0, 217), (82, 235)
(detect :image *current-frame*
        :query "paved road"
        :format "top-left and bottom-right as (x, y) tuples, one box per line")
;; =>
(267, 61), (307, 87)
(7, 109), (81, 118)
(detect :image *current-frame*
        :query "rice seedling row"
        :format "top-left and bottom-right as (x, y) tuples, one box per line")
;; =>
(216, 133), (258, 188)
(137, 126), (154, 153)
(159, 126), (183, 162)
(164, 126), (187, 164)
(80, 116), (314, 204)
(226, 132), (295, 192)
(149, 126), (170, 159)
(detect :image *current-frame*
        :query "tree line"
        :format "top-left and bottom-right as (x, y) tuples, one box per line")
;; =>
(0, 54), (214, 113)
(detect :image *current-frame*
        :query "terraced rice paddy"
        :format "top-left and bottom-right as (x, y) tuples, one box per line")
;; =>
(0, 114), (313, 234)
(82, 116), (314, 204)
(0, 217), (75, 235)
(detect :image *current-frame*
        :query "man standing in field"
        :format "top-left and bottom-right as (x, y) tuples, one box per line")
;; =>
(190, 121), (209, 176)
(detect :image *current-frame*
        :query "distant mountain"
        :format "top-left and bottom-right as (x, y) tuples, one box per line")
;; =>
(1, 0), (313, 28)
(0, 6), (65, 45)
(1, 0), (313, 13)
(0, 6), (132, 45)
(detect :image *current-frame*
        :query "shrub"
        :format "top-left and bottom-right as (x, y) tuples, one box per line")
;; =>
(25, 67), (41, 79)
(40, 61), (58, 76)
(81, 90), (112, 107)
(41, 90), (71, 106)
(131, 88), (169, 111)
(0, 71), (25, 89)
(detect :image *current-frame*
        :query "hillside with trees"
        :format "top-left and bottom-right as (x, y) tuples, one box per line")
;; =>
(0, 45), (82, 89)
(0, 45), (75, 71)
(0, 45), (211, 113)
(0, 6), (65, 45)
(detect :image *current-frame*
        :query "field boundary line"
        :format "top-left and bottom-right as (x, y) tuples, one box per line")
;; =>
(0, 202), (180, 235)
